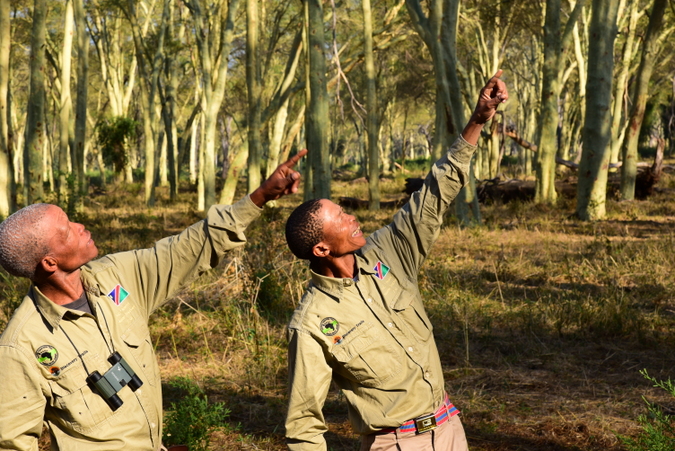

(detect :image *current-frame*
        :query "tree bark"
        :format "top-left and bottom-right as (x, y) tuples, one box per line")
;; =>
(609, 1), (640, 167)
(24, 0), (48, 205)
(0, 0), (13, 216)
(125, 0), (169, 206)
(185, 0), (241, 211)
(72, 0), (88, 210)
(535, 0), (585, 203)
(576, 0), (620, 220)
(58, 0), (74, 207)
(363, 0), (380, 210)
(620, 0), (669, 200)
(246, 0), (262, 194)
(304, 0), (330, 200)
(265, 29), (303, 179)
(406, 0), (452, 160)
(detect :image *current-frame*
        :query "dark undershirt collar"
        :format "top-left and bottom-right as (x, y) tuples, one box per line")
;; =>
(62, 291), (92, 315)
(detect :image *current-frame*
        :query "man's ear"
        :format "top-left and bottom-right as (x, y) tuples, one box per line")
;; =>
(312, 242), (330, 259)
(39, 255), (58, 274)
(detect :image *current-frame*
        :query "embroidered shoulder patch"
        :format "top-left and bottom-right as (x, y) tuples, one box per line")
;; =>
(373, 261), (390, 280)
(107, 284), (129, 305)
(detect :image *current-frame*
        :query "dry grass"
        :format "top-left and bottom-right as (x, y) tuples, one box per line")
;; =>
(4, 166), (675, 450)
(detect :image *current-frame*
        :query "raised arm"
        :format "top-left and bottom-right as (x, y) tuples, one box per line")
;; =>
(94, 151), (308, 318)
(369, 71), (508, 278)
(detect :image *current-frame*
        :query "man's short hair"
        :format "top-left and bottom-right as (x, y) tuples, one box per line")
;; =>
(0, 204), (52, 280)
(285, 199), (324, 260)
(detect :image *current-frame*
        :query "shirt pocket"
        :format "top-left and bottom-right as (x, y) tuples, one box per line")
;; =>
(47, 353), (116, 432)
(392, 288), (433, 343)
(120, 327), (157, 387)
(330, 321), (402, 388)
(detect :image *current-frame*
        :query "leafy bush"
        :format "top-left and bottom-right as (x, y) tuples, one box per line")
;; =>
(620, 370), (675, 451)
(162, 377), (230, 451)
(96, 116), (137, 175)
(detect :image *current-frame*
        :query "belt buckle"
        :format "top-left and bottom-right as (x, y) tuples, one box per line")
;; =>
(414, 413), (437, 434)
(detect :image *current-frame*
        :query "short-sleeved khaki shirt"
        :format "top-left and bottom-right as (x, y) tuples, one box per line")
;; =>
(0, 196), (262, 451)
(285, 137), (475, 450)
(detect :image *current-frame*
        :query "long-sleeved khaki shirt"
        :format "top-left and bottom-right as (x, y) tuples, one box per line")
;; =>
(0, 196), (263, 451)
(285, 137), (475, 450)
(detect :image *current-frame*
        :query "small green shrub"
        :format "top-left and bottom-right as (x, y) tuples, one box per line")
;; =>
(620, 370), (675, 451)
(162, 377), (230, 451)
(96, 116), (137, 175)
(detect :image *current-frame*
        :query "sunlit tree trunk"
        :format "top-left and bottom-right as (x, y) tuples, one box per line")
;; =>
(124, 0), (169, 206)
(620, 0), (669, 200)
(406, 0), (452, 161)
(58, 0), (74, 207)
(576, 0), (620, 220)
(160, 2), (180, 201)
(265, 29), (303, 179)
(568, 0), (587, 162)
(219, 140), (248, 206)
(407, 0), (479, 224)
(24, 0), (48, 205)
(443, 0), (480, 224)
(189, 112), (199, 185)
(609, 0), (640, 167)
(0, 0), (13, 216)
(304, 0), (330, 200)
(362, 0), (379, 210)
(185, 0), (240, 210)
(280, 104), (305, 163)
(246, 0), (262, 194)
(535, 0), (585, 203)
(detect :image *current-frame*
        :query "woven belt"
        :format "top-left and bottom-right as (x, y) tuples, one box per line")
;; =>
(381, 394), (459, 435)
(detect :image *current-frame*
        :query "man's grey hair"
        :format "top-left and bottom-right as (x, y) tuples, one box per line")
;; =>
(0, 204), (53, 280)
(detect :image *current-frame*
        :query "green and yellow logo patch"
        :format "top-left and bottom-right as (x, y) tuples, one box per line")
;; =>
(320, 317), (339, 336)
(36, 345), (59, 366)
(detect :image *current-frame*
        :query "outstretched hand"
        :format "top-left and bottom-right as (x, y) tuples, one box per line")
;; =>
(250, 149), (308, 207)
(471, 69), (508, 124)
(461, 70), (509, 145)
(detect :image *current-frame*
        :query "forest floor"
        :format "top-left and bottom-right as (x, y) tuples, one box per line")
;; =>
(6, 162), (674, 451)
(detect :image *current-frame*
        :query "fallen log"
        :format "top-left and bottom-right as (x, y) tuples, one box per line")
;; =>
(338, 196), (408, 210)
(341, 135), (669, 209)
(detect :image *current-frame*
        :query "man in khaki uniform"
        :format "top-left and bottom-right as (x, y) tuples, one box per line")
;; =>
(0, 151), (306, 451)
(284, 73), (508, 450)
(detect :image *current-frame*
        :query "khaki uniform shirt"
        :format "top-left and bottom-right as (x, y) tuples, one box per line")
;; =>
(285, 137), (475, 450)
(0, 197), (262, 451)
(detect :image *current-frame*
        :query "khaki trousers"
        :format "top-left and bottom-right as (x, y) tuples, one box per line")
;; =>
(360, 415), (469, 451)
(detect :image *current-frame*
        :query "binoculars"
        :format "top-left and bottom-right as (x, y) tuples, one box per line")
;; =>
(86, 352), (143, 411)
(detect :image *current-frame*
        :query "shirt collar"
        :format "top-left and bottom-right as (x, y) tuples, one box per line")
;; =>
(31, 285), (73, 332)
(309, 253), (377, 299)
(31, 276), (103, 331)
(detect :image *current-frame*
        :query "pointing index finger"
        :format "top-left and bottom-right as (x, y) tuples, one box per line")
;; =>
(483, 69), (504, 91)
(282, 149), (308, 169)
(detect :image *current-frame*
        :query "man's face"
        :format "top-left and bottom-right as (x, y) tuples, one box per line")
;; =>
(43, 205), (99, 273)
(316, 199), (367, 257)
